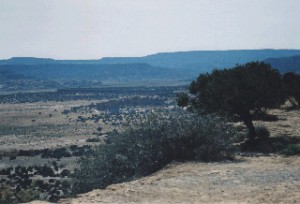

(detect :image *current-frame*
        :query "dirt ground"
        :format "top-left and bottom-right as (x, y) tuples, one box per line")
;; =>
(58, 156), (299, 204)
(27, 156), (300, 204)
(0, 100), (107, 153)
(28, 108), (300, 204)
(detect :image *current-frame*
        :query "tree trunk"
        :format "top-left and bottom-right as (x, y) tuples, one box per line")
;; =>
(241, 111), (256, 142)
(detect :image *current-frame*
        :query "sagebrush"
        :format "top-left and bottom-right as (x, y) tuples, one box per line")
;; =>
(72, 109), (235, 194)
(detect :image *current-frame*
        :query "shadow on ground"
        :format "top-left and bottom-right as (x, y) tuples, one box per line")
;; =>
(240, 135), (300, 155)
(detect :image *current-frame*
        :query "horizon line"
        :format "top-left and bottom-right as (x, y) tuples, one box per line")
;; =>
(1, 48), (300, 61)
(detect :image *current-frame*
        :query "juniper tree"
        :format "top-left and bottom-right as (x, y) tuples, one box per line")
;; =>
(178, 62), (284, 142)
(282, 72), (300, 107)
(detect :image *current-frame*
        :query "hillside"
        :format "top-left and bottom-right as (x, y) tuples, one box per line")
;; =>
(264, 55), (300, 73)
(2, 49), (300, 70)
(0, 63), (196, 86)
(99, 49), (300, 71)
(2, 49), (300, 87)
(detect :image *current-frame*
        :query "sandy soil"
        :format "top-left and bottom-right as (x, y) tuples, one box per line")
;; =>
(28, 108), (300, 204)
(58, 156), (300, 204)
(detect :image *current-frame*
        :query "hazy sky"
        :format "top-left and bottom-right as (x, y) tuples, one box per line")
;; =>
(1, 0), (300, 59)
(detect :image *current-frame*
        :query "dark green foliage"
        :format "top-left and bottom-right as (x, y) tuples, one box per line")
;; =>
(52, 148), (72, 160)
(282, 144), (300, 155)
(60, 169), (70, 177)
(41, 147), (72, 160)
(86, 138), (101, 142)
(0, 186), (15, 204)
(40, 165), (55, 177)
(61, 180), (71, 190)
(16, 188), (40, 203)
(176, 92), (189, 107)
(72, 110), (234, 194)
(71, 145), (93, 157)
(255, 125), (270, 140)
(180, 62), (284, 141)
(1, 185), (43, 204)
(282, 72), (300, 107)
(0, 167), (13, 175)
(9, 155), (16, 160)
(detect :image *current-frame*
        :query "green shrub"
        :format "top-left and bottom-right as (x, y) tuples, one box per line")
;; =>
(72, 109), (235, 194)
(40, 165), (55, 177)
(16, 188), (40, 203)
(283, 144), (300, 155)
(255, 125), (270, 140)
(86, 138), (101, 142)
(0, 187), (15, 204)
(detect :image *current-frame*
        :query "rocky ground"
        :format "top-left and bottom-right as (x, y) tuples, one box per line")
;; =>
(29, 108), (300, 204)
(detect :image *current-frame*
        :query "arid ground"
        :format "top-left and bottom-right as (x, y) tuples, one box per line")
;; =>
(55, 156), (299, 204)
(27, 108), (300, 204)
(0, 100), (107, 153)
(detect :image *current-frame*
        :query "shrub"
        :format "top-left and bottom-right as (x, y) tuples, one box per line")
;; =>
(9, 155), (16, 160)
(176, 92), (189, 107)
(0, 168), (12, 175)
(72, 109), (235, 194)
(61, 180), (71, 189)
(86, 138), (101, 142)
(52, 148), (72, 160)
(40, 165), (55, 177)
(0, 186), (15, 204)
(283, 144), (300, 155)
(32, 180), (44, 189)
(60, 169), (71, 177)
(255, 125), (270, 140)
(16, 188), (40, 203)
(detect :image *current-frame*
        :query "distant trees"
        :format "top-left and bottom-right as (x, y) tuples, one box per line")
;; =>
(176, 92), (189, 107)
(178, 62), (284, 142)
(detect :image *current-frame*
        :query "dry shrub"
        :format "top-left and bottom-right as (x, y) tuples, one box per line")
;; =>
(72, 109), (235, 194)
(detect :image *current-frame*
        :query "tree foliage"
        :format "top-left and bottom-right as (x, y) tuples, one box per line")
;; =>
(178, 62), (284, 141)
(282, 72), (300, 107)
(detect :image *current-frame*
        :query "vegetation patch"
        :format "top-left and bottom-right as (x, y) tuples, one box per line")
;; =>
(282, 144), (300, 155)
(177, 62), (284, 142)
(255, 125), (270, 140)
(72, 109), (235, 194)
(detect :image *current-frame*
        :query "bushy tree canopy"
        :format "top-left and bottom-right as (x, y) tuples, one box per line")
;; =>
(282, 72), (300, 107)
(178, 62), (284, 141)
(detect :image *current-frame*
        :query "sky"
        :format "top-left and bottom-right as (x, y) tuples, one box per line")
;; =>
(0, 0), (300, 59)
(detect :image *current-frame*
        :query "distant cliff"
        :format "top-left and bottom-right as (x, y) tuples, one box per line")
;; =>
(1, 49), (300, 85)
(264, 55), (300, 73)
